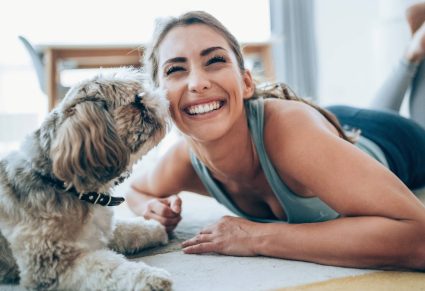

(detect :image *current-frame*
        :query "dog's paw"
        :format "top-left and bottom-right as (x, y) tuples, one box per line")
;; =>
(109, 217), (168, 254)
(134, 267), (172, 291)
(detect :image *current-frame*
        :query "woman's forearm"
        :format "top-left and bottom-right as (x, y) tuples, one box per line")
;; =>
(254, 217), (425, 270)
(125, 186), (156, 216)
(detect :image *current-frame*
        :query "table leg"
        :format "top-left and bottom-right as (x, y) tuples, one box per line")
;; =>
(45, 49), (58, 111)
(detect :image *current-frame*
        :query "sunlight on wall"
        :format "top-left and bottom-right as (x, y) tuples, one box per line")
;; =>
(315, 0), (414, 109)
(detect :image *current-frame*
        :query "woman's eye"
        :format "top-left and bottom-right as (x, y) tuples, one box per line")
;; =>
(166, 66), (184, 76)
(206, 55), (226, 65)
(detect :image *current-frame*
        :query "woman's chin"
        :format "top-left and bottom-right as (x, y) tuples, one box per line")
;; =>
(186, 127), (228, 143)
(176, 121), (229, 143)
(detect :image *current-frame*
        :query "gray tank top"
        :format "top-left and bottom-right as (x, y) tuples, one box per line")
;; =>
(190, 98), (388, 223)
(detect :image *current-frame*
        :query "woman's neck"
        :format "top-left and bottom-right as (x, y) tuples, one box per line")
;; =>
(187, 110), (260, 182)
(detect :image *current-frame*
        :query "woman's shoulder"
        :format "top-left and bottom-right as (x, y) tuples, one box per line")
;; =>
(261, 99), (344, 190)
(263, 98), (324, 129)
(262, 98), (339, 153)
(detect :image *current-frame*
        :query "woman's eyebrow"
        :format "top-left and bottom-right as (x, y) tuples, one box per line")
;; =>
(162, 57), (187, 68)
(200, 46), (226, 56)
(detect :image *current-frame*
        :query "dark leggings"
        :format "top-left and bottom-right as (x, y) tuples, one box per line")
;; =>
(327, 105), (425, 190)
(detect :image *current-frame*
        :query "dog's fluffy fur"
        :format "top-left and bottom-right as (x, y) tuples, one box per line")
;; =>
(0, 68), (172, 290)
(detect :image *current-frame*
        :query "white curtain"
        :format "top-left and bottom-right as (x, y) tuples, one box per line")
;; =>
(269, 0), (318, 99)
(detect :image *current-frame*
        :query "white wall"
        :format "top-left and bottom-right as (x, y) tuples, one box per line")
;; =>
(315, 0), (415, 108)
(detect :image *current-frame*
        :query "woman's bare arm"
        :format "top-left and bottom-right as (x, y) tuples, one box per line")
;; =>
(126, 138), (208, 229)
(260, 100), (425, 269)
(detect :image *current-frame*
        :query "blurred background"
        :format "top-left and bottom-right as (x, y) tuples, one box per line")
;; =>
(0, 0), (420, 158)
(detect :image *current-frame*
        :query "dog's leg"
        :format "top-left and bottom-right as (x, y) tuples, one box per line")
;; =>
(0, 231), (19, 284)
(10, 235), (82, 290)
(108, 217), (168, 255)
(61, 249), (172, 291)
(11, 237), (171, 291)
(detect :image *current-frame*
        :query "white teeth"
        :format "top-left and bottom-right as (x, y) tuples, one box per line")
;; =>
(187, 101), (221, 115)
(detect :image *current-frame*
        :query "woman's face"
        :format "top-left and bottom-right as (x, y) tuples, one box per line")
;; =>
(157, 24), (254, 142)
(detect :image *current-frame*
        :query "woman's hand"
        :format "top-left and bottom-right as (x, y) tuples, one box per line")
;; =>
(143, 194), (182, 232)
(181, 216), (260, 256)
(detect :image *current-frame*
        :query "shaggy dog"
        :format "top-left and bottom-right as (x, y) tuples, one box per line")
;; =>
(0, 68), (172, 290)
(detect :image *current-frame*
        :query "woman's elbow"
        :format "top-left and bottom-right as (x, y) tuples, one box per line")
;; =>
(125, 187), (142, 213)
(402, 223), (425, 270)
(125, 183), (155, 215)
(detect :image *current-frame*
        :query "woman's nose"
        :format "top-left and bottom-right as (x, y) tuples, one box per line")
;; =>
(188, 69), (211, 93)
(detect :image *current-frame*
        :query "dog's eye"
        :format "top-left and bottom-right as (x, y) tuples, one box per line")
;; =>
(134, 93), (145, 104)
(134, 94), (141, 104)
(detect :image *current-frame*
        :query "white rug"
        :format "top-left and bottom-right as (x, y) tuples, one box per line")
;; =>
(1, 187), (424, 291)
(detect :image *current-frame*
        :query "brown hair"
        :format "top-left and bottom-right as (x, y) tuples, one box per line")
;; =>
(146, 11), (357, 143)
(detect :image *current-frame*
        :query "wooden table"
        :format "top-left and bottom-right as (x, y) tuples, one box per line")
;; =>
(40, 42), (273, 111)
(40, 43), (143, 110)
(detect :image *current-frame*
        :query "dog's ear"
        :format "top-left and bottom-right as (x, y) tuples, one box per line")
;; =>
(51, 99), (129, 193)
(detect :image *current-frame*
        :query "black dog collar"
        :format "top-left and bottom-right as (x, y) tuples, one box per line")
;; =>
(36, 172), (125, 207)
(77, 191), (124, 206)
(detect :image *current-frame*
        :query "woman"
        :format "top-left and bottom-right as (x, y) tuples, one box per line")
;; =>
(126, 7), (425, 270)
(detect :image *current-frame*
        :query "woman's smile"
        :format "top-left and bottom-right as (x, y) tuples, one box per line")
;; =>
(183, 98), (226, 119)
(185, 100), (224, 115)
